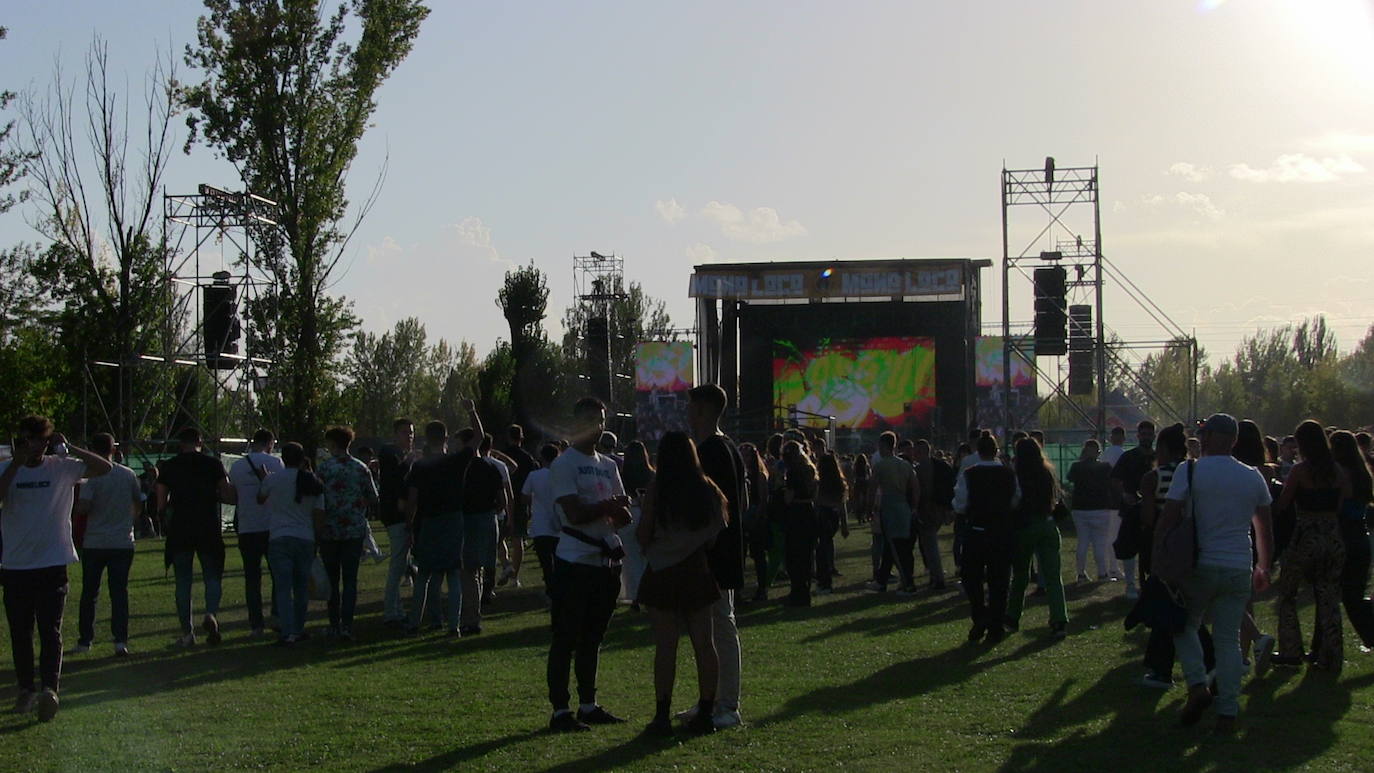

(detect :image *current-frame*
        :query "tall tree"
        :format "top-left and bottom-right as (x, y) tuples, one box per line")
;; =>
(16, 37), (177, 440)
(0, 26), (31, 215)
(181, 0), (430, 448)
(561, 280), (674, 417)
(496, 262), (549, 431)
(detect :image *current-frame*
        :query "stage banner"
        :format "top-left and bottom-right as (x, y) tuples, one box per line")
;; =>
(974, 336), (1038, 434)
(634, 341), (694, 449)
(689, 261), (965, 300)
(772, 336), (937, 429)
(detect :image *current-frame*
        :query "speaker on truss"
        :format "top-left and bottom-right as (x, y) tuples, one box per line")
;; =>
(1033, 266), (1067, 356)
(203, 271), (241, 370)
(586, 315), (611, 404)
(1068, 304), (1093, 395)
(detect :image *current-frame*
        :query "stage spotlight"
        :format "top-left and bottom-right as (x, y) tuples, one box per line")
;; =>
(816, 267), (835, 293)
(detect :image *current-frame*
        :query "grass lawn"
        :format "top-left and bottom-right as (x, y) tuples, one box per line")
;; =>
(1, 522), (1371, 772)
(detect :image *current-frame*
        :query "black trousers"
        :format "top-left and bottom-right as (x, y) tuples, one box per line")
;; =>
(916, 519), (946, 584)
(2, 565), (69, 692)
(1313, 519), (1374, 654)
(78, 548), (134, 645)
(785, 502), (818, 605)
(533, 536), (560, 594)
(547, 559), (621, 710)
(815, 505), (841, 591)
(961, 530), (1014, 630)
(1146, 623), (1216, 679)
(746, 513), (770, 591)
(877, 537), (915, 589)
(238, 530), (274, 629)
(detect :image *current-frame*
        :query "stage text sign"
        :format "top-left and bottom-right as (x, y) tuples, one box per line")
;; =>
(689, 262), (964, 300)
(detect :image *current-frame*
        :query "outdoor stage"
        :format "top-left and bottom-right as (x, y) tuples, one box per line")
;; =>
(690, 258), (991, 449)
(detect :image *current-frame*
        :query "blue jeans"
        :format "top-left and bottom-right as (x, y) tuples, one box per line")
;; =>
(411, 568), (462, 630)
(319, 538), (364, 631)
(269, 537), (314, 637)
(172, 548), (224, 634)
(237, 531), (272, 630)
(1174, 564), (1252, 717)
(383, 522), (412, 621)
(78, 548), (134, 645)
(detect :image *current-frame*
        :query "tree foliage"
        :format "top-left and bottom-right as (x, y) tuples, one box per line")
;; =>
(341, 317), (478, 440)
(13, 37), (178, 440)
(181, 0), (430, 448)
(496, 261), (549, 430)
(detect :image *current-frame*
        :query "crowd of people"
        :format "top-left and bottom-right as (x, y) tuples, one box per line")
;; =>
(1, 394), (1371, 737)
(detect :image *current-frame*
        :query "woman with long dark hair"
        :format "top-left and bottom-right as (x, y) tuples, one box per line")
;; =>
(1272, 420), (1351, 671)
(1327, 431), (1374, 649)
(620, 441), (654, 611)
(781, 441), (819, 607)
(258, 442), (325, 646)
(1229, 419), (1278, 672)
(636, 432), (727, 736)
(1005, 438), (1068, 638)
(738, 443), (772, 601)
(815, 452), (851, 594)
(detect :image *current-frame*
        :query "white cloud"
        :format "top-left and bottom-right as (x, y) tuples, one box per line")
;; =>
(700, 201), (807, 243)
(1174, 192), (1223, 220)
(1228, 153), (1365, 183)
(446, 216), (506, 263)
(366, 235), (403, 265)
(1302, 132), (1374, 156)
(685, 242), (716, 262)
(655, 198), (687, 224)
(1168, 162), (1211, 182)
(1139, 192), (1223, 220)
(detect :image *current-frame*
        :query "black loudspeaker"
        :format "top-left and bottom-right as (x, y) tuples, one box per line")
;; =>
(203, 273), (241, 369)
(586, 316), (611, 403)
(1033, 266), (1067, 356)
(1068, 304), (1092, 395)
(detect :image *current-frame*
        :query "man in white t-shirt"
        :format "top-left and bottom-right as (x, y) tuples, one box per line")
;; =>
(0, 415), (112, 722)
(523, 443), (561, 595)
(1101, 426), (1127, 468)
(545, 397), (632, 733)
(228, 429), (285, 637)
(1161, 412), (1273, 734)
(73, 433), (142, 656)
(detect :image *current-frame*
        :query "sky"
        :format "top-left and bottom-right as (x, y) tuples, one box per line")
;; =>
(3, 0), (1373, 369)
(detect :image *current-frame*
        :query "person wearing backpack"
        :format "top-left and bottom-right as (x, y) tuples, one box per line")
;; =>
(1156, 413), (1274, 734)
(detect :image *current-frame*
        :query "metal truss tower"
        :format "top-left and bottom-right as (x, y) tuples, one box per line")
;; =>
(1000, 159), (1198, 438)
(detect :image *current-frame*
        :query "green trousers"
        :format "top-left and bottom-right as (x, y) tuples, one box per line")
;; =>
(1006, 517), (1069, 626)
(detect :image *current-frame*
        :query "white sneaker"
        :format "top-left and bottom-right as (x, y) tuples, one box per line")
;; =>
(713, 707), (743, 729)
(1140, 672), (1174, 689)
(173, 633), (196, 648)
(36, 688), (59, 722)
(113, 642), (130, 657)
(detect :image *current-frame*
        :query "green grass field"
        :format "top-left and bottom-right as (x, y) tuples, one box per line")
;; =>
(1, 523), (1370, 772)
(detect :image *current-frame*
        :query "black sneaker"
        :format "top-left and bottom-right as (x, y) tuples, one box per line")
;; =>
(459, 625), (482, 636)
(985, 627), (1006, 644)
(967, 624), (988, 643)
(686, 710), (716, 735)
(577, 705), (627, 725)
(1051, 621), (1067, 640)
(644, 717), (674, 737)
(549, 712), (591, 733)
(1003, 615), (1020, 633)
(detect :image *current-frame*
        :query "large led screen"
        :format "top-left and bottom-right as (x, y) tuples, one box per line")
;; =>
(635, 341), (694, 449)
(773, 337), (936, 428)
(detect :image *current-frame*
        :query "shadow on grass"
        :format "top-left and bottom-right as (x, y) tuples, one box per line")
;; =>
(367, 729), (545, 772)
(997, 663), (1374, 773)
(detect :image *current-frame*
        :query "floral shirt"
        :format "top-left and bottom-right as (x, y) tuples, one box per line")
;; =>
(318, 454), (379, 541)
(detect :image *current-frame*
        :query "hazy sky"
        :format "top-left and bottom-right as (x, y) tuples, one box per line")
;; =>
(3, 0), (1373, 366)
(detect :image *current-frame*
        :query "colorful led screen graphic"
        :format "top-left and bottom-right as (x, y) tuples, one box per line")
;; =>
(634, 341), (694, 393)
(773, 337), (936, 428)
(975, 336), (1035, 389)
(635, 341), (694, 449)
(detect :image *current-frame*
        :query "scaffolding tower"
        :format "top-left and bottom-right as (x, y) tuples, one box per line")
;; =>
(1000, 159), (1198, 438)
